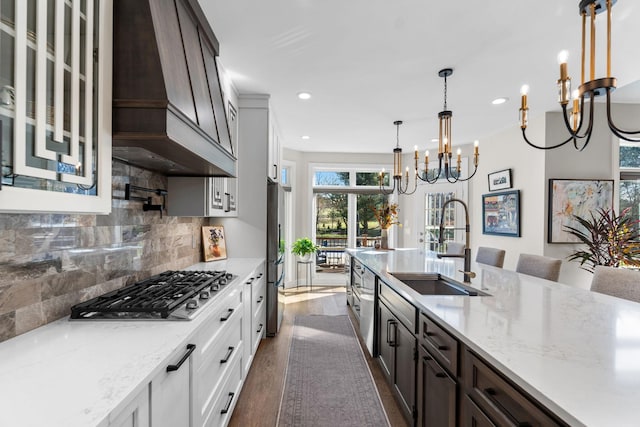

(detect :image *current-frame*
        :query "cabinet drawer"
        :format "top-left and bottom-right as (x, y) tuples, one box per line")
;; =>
(420, 313), (459, 377)
(463, 350), (565, 427)
(351, 291), (361, 322)
(194, 287), (242, 364)
(253, 304), (266, 354)
(252, 277), (266, 316)
(379, 282), (416, 333)
(352, 258), (365, 276)
(461, 394), (496, 427)
(195, 310), (243, 422)
(202, 349), (243, 427)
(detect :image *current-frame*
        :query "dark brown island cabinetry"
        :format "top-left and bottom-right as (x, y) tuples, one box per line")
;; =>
(377, 281), (417, 424)
(417, 313), (458, 426)
(112, 0), (235, 177)
(367, 271), (570, 427)
(462, 349), (568, 427)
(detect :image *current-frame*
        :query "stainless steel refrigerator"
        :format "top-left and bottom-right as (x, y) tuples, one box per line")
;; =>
(266, 179), (285, 336)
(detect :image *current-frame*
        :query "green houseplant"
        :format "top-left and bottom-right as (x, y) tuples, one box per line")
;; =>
(291, 237), (319, 261)
(564, 207), (640, 272)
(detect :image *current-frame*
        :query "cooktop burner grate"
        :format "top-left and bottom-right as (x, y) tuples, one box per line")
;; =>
(70, 270), (233, 320)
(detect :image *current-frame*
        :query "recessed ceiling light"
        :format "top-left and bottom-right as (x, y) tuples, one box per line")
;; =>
(492, 97), (509, 105)
(297, 92), (312, 100)
(431, 138), (439, 143)
(301, 135), (310, 140)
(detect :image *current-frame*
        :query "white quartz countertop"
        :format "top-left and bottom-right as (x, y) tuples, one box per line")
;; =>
(0, 258), (264, 427)
(349, 248), (640, 427)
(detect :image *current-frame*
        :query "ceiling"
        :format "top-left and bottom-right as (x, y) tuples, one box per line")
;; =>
(199, 0), (640, 154)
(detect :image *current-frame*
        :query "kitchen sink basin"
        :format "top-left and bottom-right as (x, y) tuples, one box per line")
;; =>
(389, 272), (490, 296)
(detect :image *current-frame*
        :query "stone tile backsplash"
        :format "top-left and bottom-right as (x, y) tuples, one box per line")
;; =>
(0, 161), (207, 342)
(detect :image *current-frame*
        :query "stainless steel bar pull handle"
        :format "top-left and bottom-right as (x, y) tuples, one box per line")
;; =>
(166, 344), (196, 372)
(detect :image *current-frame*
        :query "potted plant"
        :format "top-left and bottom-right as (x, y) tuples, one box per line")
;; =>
(564, 207), (640, 272)
(291, 237), (319, 262)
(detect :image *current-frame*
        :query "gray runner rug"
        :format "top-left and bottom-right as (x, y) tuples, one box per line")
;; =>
(277, 315), (390, 427)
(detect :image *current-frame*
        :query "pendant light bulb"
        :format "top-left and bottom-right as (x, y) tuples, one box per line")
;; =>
(557, 50), (569, 65)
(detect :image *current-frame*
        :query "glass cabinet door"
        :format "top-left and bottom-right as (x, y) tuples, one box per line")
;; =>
(0, 0), (111, 213)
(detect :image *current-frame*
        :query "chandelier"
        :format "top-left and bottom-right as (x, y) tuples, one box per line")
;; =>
(519, 0), (640, 151)
(378, 69), (480, 195)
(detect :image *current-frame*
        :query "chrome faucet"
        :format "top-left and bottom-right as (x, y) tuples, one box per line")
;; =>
(437, 198), (475, 283)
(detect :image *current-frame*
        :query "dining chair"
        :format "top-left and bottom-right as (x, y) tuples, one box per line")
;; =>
(445, 242), (465, 256)
(590, 265), (640, 303)
(475, 247), (506, 268)
(515, 253), (562, 282)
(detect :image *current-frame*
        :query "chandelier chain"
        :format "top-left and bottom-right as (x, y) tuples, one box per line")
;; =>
(443, 74), (448, 110)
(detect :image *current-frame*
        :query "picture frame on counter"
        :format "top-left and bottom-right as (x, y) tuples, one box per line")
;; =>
(488, 168), (512, 192)
(548, 178), (614, 243)
(482, 190), (520, 237)
(202, 225), (227, 261)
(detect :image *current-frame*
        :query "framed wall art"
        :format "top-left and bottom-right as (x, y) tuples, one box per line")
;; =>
(548, 179), (614, 243)
(202, 225), (227, 261)
(488, 169), (512, 192)
(482, 190), (520, 237)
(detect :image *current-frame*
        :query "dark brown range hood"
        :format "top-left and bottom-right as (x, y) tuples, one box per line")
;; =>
(112, 0), (235, 177)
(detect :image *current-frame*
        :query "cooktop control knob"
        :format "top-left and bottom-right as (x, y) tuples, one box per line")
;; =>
(199, 290), (210, 299)
(210, 284), (220, 292)
(225, 273), (234, 280)
(218, 278), (228, 286)
(186, 299), (199, 310)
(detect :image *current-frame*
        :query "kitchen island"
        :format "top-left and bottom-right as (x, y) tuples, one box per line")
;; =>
(349, 248), (640, 427)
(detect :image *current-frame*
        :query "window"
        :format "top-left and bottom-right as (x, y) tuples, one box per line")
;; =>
(356, 171), (388, 186)
(619, 143), (640, 234)
(312, 165), (392, 264)
(314, 171), (349, 186)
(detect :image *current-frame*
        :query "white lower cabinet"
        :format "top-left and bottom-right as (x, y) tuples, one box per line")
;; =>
(108, 386), (150, 427)
(242, 263), (266, 374)
(195, 306), (243, 425)
(151, 343), (196, 427)
(105, 260), (264, 427)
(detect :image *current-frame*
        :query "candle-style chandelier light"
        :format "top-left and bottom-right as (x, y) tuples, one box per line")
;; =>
(379, 69), (480, 195)
(519, 0), (640, 151)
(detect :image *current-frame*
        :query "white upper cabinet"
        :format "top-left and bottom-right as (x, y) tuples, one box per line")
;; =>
(238, 94), (282, 183)
(0, 0), (112, 214)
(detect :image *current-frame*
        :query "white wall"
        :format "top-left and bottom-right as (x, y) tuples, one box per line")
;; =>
(543, 102), (640, 288)
(468, 117), (547, 271)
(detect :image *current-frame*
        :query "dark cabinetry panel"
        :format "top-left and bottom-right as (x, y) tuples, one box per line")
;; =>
(463, 349), (567, 427)
(175, 0), (216, 136)
(417, 344), (457, 427)
(112, 0), (235, 176)
(378, 285), (416, 425)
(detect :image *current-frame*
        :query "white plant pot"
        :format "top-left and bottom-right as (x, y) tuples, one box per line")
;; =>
(299, 253), (313, 262)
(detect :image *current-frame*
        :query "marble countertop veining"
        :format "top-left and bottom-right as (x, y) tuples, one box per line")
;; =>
(349, 248), (640, 427)
(0, 258), (264, 427)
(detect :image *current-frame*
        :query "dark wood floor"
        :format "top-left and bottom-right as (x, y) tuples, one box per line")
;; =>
(229, 285), (410, 427)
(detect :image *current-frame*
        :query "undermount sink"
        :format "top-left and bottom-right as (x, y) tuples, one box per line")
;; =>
(389, 272), (490, 296)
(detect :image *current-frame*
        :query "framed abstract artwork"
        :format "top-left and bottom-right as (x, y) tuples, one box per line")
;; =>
(202, 226), (227, 261)
(548, 179), (614, 243)
(482, 190), (520, 237)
